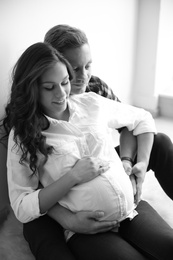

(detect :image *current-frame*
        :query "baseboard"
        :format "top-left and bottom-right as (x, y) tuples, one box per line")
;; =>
(158, 94), (173, 119)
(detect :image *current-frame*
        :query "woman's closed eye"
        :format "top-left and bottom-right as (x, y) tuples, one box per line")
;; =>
(61, 79), (70, 86)
(42, 80), (70, 90)
(43, 83), (54, 91)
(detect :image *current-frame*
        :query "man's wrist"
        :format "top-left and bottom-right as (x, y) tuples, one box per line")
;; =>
(121, 156), (134, 165)
(48, 203), (75, 230)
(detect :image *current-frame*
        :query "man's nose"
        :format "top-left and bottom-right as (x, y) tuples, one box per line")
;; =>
(79, 68), (88, 79)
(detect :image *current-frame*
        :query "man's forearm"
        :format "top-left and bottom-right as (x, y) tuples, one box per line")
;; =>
(48, 203), (118, 234)
(137, 133), (154, 165)
(48, 203), (74, 230)
(119, 128), (137, 161)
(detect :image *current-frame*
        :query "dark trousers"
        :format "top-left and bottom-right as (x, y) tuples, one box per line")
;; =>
(148, 133), (173, 199)
(23, 133), (173, 260)
(68, 201), (173, 260)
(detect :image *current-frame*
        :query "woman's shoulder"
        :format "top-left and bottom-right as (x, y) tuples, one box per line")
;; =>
(70, 92), (101, 104)
(69, 93), (103, 115)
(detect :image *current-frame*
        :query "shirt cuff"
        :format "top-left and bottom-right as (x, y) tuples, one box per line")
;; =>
(18, 189), (47, 223)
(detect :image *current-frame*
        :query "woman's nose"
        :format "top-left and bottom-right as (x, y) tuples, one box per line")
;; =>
(54, 84), (64, 96)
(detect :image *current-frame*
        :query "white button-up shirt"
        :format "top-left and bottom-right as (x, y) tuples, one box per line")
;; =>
(7, 92), (156, 226)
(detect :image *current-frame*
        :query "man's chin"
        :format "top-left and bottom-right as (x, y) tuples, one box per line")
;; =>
(71, 86), (86, 95)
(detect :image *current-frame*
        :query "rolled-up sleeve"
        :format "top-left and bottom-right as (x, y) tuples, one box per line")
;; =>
(105, 99), (157, 135)
(7, 130), (45, 223)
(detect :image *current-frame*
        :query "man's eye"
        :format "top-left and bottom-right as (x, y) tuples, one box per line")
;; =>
(86, 64), (91, 70)
(73, 67), (78, 72)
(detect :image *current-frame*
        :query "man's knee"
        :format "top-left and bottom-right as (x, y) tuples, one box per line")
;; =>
(154, 132), (172, 150)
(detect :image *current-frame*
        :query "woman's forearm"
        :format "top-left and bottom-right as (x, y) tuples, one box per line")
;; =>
(39, 157), (109, 214)
(39, 171), (76, 214)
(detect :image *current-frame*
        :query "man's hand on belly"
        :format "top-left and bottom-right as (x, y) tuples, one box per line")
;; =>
(69, 210), (118, 234)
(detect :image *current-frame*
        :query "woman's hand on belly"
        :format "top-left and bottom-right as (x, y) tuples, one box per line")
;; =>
(71, 156), (110, 185)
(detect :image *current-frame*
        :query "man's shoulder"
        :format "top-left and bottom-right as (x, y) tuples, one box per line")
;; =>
(89, 75), (106, 84)
(88, 75), (107, 91)
(88, 75), (120, 101)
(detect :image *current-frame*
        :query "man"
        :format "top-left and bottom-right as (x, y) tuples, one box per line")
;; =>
(23, 25), (173, 260)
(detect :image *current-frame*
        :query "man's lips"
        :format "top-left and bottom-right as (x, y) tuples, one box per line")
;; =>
(72, 82), (87, 87)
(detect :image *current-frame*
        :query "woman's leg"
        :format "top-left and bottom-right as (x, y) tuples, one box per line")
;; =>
(68, 231), (148, 260)
(23, 214), (75, 260)
(148, 133), (173, 200)
(120, 200), (173, 260)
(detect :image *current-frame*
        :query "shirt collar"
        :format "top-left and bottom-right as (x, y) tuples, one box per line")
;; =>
(44, 97), (81, 125)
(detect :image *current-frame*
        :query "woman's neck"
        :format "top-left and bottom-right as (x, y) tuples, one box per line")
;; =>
(54, 106), (70, 121)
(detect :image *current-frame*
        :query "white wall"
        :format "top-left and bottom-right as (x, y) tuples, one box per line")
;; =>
(133, 0), (161, 115)
(0, 0), (138, 119)
(132, 0), (173, 115)
(155, 0), (173, 96)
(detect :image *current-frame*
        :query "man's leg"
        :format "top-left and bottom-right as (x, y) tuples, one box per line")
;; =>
(120, 200), (173, 260)
(116, 133), (173, 200)
(148, 133), (173, 200)
(68, 231), (148, 260)
(23, 215), (75, 260)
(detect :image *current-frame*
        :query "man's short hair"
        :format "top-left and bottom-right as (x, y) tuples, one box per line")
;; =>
(44, 24), (88, 54)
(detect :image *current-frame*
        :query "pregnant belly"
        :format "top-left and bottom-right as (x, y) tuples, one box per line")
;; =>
(59, 166), (135, 222)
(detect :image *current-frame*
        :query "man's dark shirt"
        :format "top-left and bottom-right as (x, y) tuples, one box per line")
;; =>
(86, 75), (120, 102)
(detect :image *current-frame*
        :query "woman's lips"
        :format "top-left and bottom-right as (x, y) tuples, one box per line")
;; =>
(53, 98), (66, 104)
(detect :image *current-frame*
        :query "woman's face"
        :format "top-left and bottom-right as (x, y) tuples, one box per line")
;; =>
(63, 43), (92, 94)
(39, 61), (71, 120)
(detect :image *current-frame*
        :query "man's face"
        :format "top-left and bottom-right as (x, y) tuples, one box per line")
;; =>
(63, 43), (92, 94)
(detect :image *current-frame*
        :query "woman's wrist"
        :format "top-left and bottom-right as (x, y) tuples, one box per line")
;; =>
(69, 168), (80, 186)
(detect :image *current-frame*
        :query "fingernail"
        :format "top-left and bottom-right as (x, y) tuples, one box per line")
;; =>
(98, 211), (104, 217)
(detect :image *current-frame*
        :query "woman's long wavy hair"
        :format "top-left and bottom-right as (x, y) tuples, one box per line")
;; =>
(0, 42), (73, 174)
